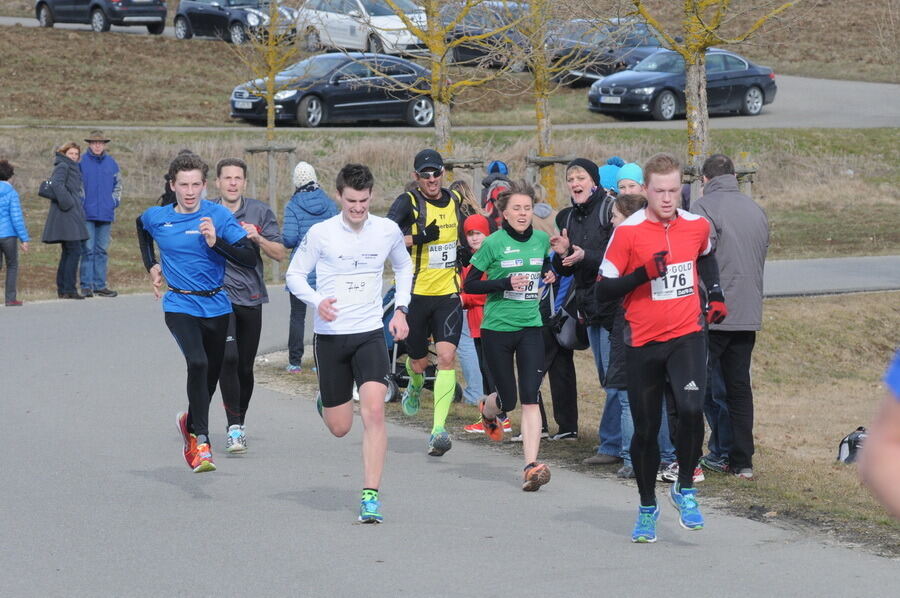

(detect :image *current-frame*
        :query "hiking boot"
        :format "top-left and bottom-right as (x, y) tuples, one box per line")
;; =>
(669, 483), (704, 530)
(522, 462), (551, 492)
(428, 428), (452, 457)
(631, 504), (660, 543)
(225, 424), (246, 453)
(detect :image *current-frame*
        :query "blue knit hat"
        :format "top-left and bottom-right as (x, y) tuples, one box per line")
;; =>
(599, 158), (623, 192)
(616, 162), (644, 187)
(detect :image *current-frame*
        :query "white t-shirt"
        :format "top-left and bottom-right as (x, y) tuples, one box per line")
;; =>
(286, 213), (412, 335)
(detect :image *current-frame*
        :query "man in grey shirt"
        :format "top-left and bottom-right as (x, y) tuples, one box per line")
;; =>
(692, 153), (769, 480)
(213, 158), (286, 453)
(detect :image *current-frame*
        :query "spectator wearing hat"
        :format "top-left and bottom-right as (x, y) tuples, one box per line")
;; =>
(282, 161), (338, 372)
(79, 130), (121, 297)
(598, 156), (625, 198)
(0, 160), (29, 306)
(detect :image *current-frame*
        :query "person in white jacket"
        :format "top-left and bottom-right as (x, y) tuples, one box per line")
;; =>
(286, 163), (412, 524)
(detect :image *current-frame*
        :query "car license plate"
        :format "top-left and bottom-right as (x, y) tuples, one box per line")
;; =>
(600, 96), (621, 104)
(235, 101), (253, 110)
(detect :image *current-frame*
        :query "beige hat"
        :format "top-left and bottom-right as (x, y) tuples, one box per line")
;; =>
(84, 130), (111, 143)
(292, 161), (317, 188)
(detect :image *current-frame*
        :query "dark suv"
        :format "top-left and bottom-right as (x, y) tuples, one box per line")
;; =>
(35, 0), (167, 34)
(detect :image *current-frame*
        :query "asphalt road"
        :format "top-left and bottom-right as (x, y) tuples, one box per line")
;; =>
(2, 15), (899, 131)
(2, 258), (899, 596)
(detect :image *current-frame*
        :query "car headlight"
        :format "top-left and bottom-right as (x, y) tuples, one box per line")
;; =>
(247, 13), (260, 26)
(274, 89), (298, 100)
(632, 87), (655, 95)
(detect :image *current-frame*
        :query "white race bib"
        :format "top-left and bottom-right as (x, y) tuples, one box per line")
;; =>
(503, 271), (541, 301)
(428, 241), (457, 269)
(334, 273), (379, 307)
(650, 260), (695, 301)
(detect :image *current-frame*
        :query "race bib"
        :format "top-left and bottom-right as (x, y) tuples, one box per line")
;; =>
(503, 271), (541, 301)
(428, 241), (457, 269)
(650, 260), (695, 301)
(334, 273), (379, 307)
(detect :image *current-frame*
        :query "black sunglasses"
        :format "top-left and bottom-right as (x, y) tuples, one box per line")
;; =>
(416, 169), (443, 180)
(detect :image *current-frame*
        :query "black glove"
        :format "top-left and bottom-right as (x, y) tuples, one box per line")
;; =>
(413, 220), (440, 245)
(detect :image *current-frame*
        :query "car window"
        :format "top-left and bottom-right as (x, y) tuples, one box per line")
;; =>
(282, 55), (347, 79)
(633, 52), (684, 74)
(705, 54), (726, 74)
(338, 61), (375, 79)
(229, 0), (261, 7)
(375, 60), (415, 77)
(305, 0), (323, 10)
(340, 0), (359, 13)
(723, 55), (748, 71)
(316, 0), (337, 13)
(360, 0), (419, 16)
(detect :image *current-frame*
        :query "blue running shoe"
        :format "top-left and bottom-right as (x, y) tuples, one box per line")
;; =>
(359, 496), (383, 524)
(401, 384), (421, 416)
(669, 483), (704, 530)
(428, 428), (452, 457)
(631, 504), (660, 543)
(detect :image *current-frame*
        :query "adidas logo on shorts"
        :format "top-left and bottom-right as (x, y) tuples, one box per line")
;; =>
(683, 380), (699, 391)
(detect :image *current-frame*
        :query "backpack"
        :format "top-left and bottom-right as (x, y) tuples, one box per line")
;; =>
(837, 426), (867, 464)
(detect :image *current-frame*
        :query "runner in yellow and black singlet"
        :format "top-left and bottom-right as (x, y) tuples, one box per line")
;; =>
(386, 149), (465, 457)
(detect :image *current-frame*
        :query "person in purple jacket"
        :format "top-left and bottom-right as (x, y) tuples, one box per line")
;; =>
(79, 130), (122, 298)
(0, 160), (29, 306)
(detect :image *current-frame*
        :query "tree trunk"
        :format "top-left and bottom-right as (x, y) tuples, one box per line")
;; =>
(534, 92), (557, 207)
(434, 100), (453, 156)
(266, 149), (279, 281)
(683, 52), (708, 172)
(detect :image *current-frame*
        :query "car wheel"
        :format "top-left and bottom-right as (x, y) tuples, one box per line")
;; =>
(90, 8), (110, 32)
(651, 90), (677, 121)
(740, 85), (764, 116)
(406, 96), (434, 127)
(147, 22), (164, 35)
(297, 95), (324, 127)
(229, 22), (246, 45)
(305, 28), (321, 52)
(174, 16), (192, 40)
(366, 34), (383, 54)
(37, 3), (54, 27)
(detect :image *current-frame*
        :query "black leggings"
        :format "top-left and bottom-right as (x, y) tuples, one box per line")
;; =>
(165, 311), (230, 438)
(481, 327), (544, 413)
(626, 331), (707, 505)
(219, 304), (263, 428)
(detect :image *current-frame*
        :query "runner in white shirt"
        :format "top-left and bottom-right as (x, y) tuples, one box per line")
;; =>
(286, 163), (412, 524)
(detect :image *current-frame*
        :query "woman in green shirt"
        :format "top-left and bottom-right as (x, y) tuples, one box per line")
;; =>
(464, 181), (556, 491)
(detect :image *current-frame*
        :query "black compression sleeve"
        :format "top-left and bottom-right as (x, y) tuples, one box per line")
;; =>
(697, 253), (722, 296)
(136, 216), (158, 272)
(212, 237), (258, 268)
(386, 194), (414, 232)
(464, 265), (513, 294)
(595, 267), (650, 302)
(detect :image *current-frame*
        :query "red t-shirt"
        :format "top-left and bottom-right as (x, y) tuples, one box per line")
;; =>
(600, 209), (711, 347)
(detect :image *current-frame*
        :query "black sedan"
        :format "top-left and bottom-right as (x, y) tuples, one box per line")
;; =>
(230, 52), (434, 127)
(35, 0), (166, 33)
(442, 1), (529, 70)
(175, 0), (298, 44)
(588, 49), (777, 120)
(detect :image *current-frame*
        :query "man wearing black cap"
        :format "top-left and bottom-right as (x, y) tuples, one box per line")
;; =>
(387, 149), (465, 457)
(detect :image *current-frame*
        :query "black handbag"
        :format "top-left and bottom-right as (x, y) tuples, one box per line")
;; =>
(549, 283), (590, 351)
(38, 179), (55, 200)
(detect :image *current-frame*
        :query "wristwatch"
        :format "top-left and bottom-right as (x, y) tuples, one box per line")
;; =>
(396, 305), (409, 315)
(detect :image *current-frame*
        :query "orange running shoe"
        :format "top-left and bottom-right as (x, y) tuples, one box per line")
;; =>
(176, 411), (197, 467)
(191, 442), (216, 473)
(479, 400), (504, 442)
(522, 462), (551, 492)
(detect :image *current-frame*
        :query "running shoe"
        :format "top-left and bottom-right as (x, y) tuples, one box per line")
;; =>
(733, 467), (754, 480)
(699, 453), (730, 474)
(225, 424), (246, 453)
(286, 364), (302, 374)
(550, 431), (578, 441)
(359, 496), (383, 524)
(428, 428), (452, 457)
(191, 442), (216, 473)
(631, 504), (660, 543)
(401, 384), (421, 416)
(669, 483), (704, 530)
(176, 411), (196, 467)
(463, 417), (512, 434)
(510, 430), (550, 442)
(658, 462), (705, 484)
(522, 462), (551, 492)
(479, 400), (504, 442)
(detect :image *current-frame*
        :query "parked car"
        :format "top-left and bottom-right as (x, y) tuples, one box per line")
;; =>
(442, 1), (529, 69)
(230, 52), (434, 127)
(174, 0), (299, 44)
(34, 0), (166, 34)
(588, 48), (777, 121)
(298, 0), (427, 55)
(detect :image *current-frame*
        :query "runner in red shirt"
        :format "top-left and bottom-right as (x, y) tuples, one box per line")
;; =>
(596, 153), (726, 543)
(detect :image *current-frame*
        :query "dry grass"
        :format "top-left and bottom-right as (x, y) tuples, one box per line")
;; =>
(258, 291), (900, 553)
(0, 0), (31, 17)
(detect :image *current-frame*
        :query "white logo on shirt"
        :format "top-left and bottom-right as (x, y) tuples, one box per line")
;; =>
(683, 380), (699, 391)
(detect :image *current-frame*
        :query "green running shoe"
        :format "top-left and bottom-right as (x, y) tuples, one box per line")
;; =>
(401, 384), (421, 416)
(359, 496), (383, 524)
(428, 428), (452, 457)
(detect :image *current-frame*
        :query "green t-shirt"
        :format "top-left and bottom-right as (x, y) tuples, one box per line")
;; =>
(470, 228), (550, 332)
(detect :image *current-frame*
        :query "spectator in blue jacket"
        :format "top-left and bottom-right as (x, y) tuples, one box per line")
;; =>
(282, 161), (338, 372)
(79, 130), (122, 298)
(0, 159), (29, 306)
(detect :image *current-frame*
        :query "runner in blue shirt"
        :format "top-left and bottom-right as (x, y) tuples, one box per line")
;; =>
(136, 152), (256, 473)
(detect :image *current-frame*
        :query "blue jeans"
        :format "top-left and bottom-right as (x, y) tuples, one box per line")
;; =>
(618, 389), (677, 466)
(80, 220), (111, 291)
(588, 325), (622, 456)
(458, 314), (483, 405)
(704, 354), (733, 461)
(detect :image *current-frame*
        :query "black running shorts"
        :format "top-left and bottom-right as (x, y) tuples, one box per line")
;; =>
(405, 294), (463, 359)
(313, 329), (390, 408)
